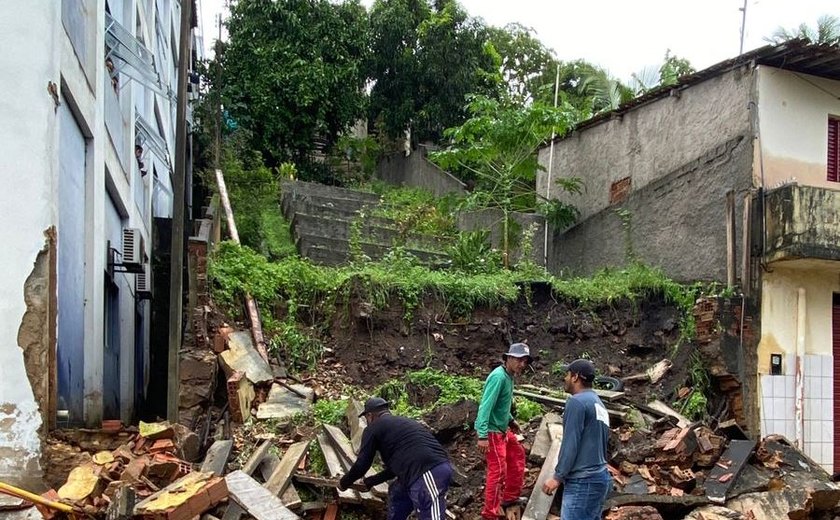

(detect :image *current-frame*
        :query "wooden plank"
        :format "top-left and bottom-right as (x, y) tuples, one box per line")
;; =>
(741, 193), (752, 296)
(513, 390), (626, 422)
(265, 441), (310, 496)
(243, 440), (272, 475)
(529, 412), (562, 463)
(225, 470), (300, 520)
(646, 400), (691, 428)
(522, 424), (563, 520)
(726, 190), (736, 289)
(345, 400), (366, 454)
(519, 384), (625, 402)
(292, 473), (380, 493)
(259, 453), (281, 482)
(317, 433), (361, 504)
(200, 440), (233, 476)
(322, 424), (388, 497)
(705, 439), (756, 504)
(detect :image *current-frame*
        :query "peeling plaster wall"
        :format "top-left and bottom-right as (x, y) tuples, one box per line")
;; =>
(0, 2), (61, 481)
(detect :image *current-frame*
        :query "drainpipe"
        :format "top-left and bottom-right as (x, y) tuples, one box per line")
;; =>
(795, 287), (806, 449)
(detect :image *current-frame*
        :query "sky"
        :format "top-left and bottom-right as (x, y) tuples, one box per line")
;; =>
(195, 0), (839, 81)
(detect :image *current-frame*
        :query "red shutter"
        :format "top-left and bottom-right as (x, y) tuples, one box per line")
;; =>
(829, 118), (839, 182)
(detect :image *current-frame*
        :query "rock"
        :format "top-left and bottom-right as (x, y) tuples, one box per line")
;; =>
(684, 505), (746, 519)
(604, 506), (663, 520)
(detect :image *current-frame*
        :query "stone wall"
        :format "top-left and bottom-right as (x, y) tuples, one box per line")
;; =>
(457, 209), (546, 266)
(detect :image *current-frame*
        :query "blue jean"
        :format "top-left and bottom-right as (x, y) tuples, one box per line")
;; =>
(387, 462), (453, 520)
(561, 470), (612, 520)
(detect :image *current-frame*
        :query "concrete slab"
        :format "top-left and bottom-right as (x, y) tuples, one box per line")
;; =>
(256, 384), (312, 420)
(220, 332), (273, 384)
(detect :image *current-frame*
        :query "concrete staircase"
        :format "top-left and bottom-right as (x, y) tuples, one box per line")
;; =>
(280, 180), (450, 266)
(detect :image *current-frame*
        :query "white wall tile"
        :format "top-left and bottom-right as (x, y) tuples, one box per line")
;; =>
(783, 375), (795, 397)
(805, 355), (818, 376)
(822, 444), (834, 467)
(822, 358), (832, 377)
(822, 422), (833, 444)
(761, 375), (773, 398)
(821, 377), (833, 399)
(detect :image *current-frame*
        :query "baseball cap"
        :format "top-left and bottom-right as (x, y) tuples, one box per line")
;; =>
(566, 359), (596, 382)
(503, 343), (532, 361)
(359, 397), (390, 417)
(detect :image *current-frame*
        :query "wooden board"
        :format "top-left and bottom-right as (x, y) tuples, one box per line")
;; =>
(281, 485), (302, 510)
(322, 424), (388, 497)
(646, 400), (691, 428)
(317, 433), (361, 504)
(225, 470), (300, 520)
(200, 440), (233, 476)
(265, 441), (310, 496)
(522, 424), (563, 520)
(705, 439), (756, 504)
(345, 400), (366, 454)
(529, 412), (562, 463)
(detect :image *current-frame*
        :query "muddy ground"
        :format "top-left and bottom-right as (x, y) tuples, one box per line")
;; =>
(306, 287), (697, 518)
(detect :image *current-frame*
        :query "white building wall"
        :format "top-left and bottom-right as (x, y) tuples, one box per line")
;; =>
(0, 0), (194, 483)
(756, 66), (840, 190)
(0, 0), (61, 480)
(757, 264), (840, 472)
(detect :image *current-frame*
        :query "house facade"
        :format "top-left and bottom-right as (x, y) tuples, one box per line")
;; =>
(0, 0), (200, 484)
(537, 41), (840, 471)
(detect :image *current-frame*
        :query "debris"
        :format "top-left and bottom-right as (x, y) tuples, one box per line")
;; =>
(264, 441), (309, 496)
(644, 400), (690, 428)
(139, 422), (175, 441)
(321, 424), (387, 498)
(255, 383), (312, 421)
(224, 470), (299, 520)
(345, 400), (366, 454)
(134, 472), (227, 520)
(528, 412), (561, 463)
(200, 440), (233, 477)
(57, 464), (101, 502)
(521, 424), (563, 520)
(604, 506), (663, 520)
(316, 433), (360, 504)
(226, 371), (254, 423)
(219, 331), (274, 384)
(705, 440), (755, 504)
(622, 359), (672, 384)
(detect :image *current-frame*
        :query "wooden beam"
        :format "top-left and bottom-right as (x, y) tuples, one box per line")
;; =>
(200, 440), (233, 476)
(345, 400), (365, 454)
(522, 424), (563, 520)
(265, 441), (310, 496)
(321, 424), (388, 497)
(225, 470), (300, 520)
(317, 433), (360, 504)
(529, 412), (562, 463)
(741, 193), (752, 296)
(222, 441), (275, 520)
(726, 190), (736, 289)
(214, 168), (269, 364)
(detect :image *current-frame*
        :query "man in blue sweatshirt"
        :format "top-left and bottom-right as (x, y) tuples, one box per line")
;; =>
(541, 359), (612, 520)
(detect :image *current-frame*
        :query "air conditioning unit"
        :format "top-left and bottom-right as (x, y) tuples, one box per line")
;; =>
(122, 228), (145, 273)
(136, 266), (152, 300)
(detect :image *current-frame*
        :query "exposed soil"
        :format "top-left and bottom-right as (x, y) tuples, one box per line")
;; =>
(302, 285), (698, 518)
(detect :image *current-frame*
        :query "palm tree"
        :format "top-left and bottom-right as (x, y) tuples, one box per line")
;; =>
(767, 14), (840, 46)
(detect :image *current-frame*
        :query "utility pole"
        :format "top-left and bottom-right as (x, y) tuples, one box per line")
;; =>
(214, 13), (222, 169)
(739, 0), (748, 55)
(167, 0), (192, 422)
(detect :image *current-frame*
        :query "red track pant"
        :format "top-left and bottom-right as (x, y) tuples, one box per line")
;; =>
(481, 430), (526, 519)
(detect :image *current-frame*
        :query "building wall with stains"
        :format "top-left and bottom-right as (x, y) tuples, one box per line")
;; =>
(537, 66), (756, 281)
(0, 1), (61, 482)
(756, 67), (840, 190)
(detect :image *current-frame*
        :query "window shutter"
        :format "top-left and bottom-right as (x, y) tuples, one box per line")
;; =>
(829, 118), (839, 182)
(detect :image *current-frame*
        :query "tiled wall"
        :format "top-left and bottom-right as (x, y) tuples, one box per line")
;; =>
(760, 353), (834, 472)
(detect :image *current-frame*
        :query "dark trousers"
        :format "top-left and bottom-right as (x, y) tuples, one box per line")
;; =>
(387, 462), (453, 520)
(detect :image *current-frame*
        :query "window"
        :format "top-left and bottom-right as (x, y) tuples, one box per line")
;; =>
(829, 117), (839, 183)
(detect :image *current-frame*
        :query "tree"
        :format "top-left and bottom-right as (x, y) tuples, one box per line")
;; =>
(367, 0), (500, 142)
(631, 50), (695, 95)
(767, 14), (840, 45)
(486, 23), (558, 106)
(430, 96), (582, 266)
(221, 0), (369, 166)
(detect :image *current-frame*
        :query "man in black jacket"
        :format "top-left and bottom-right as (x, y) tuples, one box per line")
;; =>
(339, 397), (454, 520)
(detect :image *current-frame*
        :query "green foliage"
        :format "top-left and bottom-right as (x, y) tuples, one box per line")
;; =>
(486, 23), (559, 106)
(514, 397), (543, 423)
(377, 368), (483, 418)
(312, 399), (349, 426)
(221, 0), (369, 165)
(372, 186), (459, 239)
(367, 0), (500, 141)
(675, 352), (711, 420)
(767, 14), (840, 45)
(658, 50), (695, 87)
(431, 96), (581, 265)
(447, 231), (503, 274)
(308, 442), (328, 476)
(267, 306), (324, 372)
(334, 135), (382, 183)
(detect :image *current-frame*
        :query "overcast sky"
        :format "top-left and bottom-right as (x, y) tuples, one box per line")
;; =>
(195, 0), (838, 81)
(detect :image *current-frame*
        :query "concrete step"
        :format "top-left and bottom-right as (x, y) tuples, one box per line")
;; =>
(281, 192), (380, 220)
(297, 236), (450, 267)
(286, 198), (392, 227)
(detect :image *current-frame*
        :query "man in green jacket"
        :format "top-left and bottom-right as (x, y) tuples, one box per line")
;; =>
(475, 343), (530, 519)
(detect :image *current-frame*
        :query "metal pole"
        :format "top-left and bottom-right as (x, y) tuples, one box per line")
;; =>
(543, 63), (561, 267)
(739, 0), (748, 55)
(167, 0), (193, 422)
